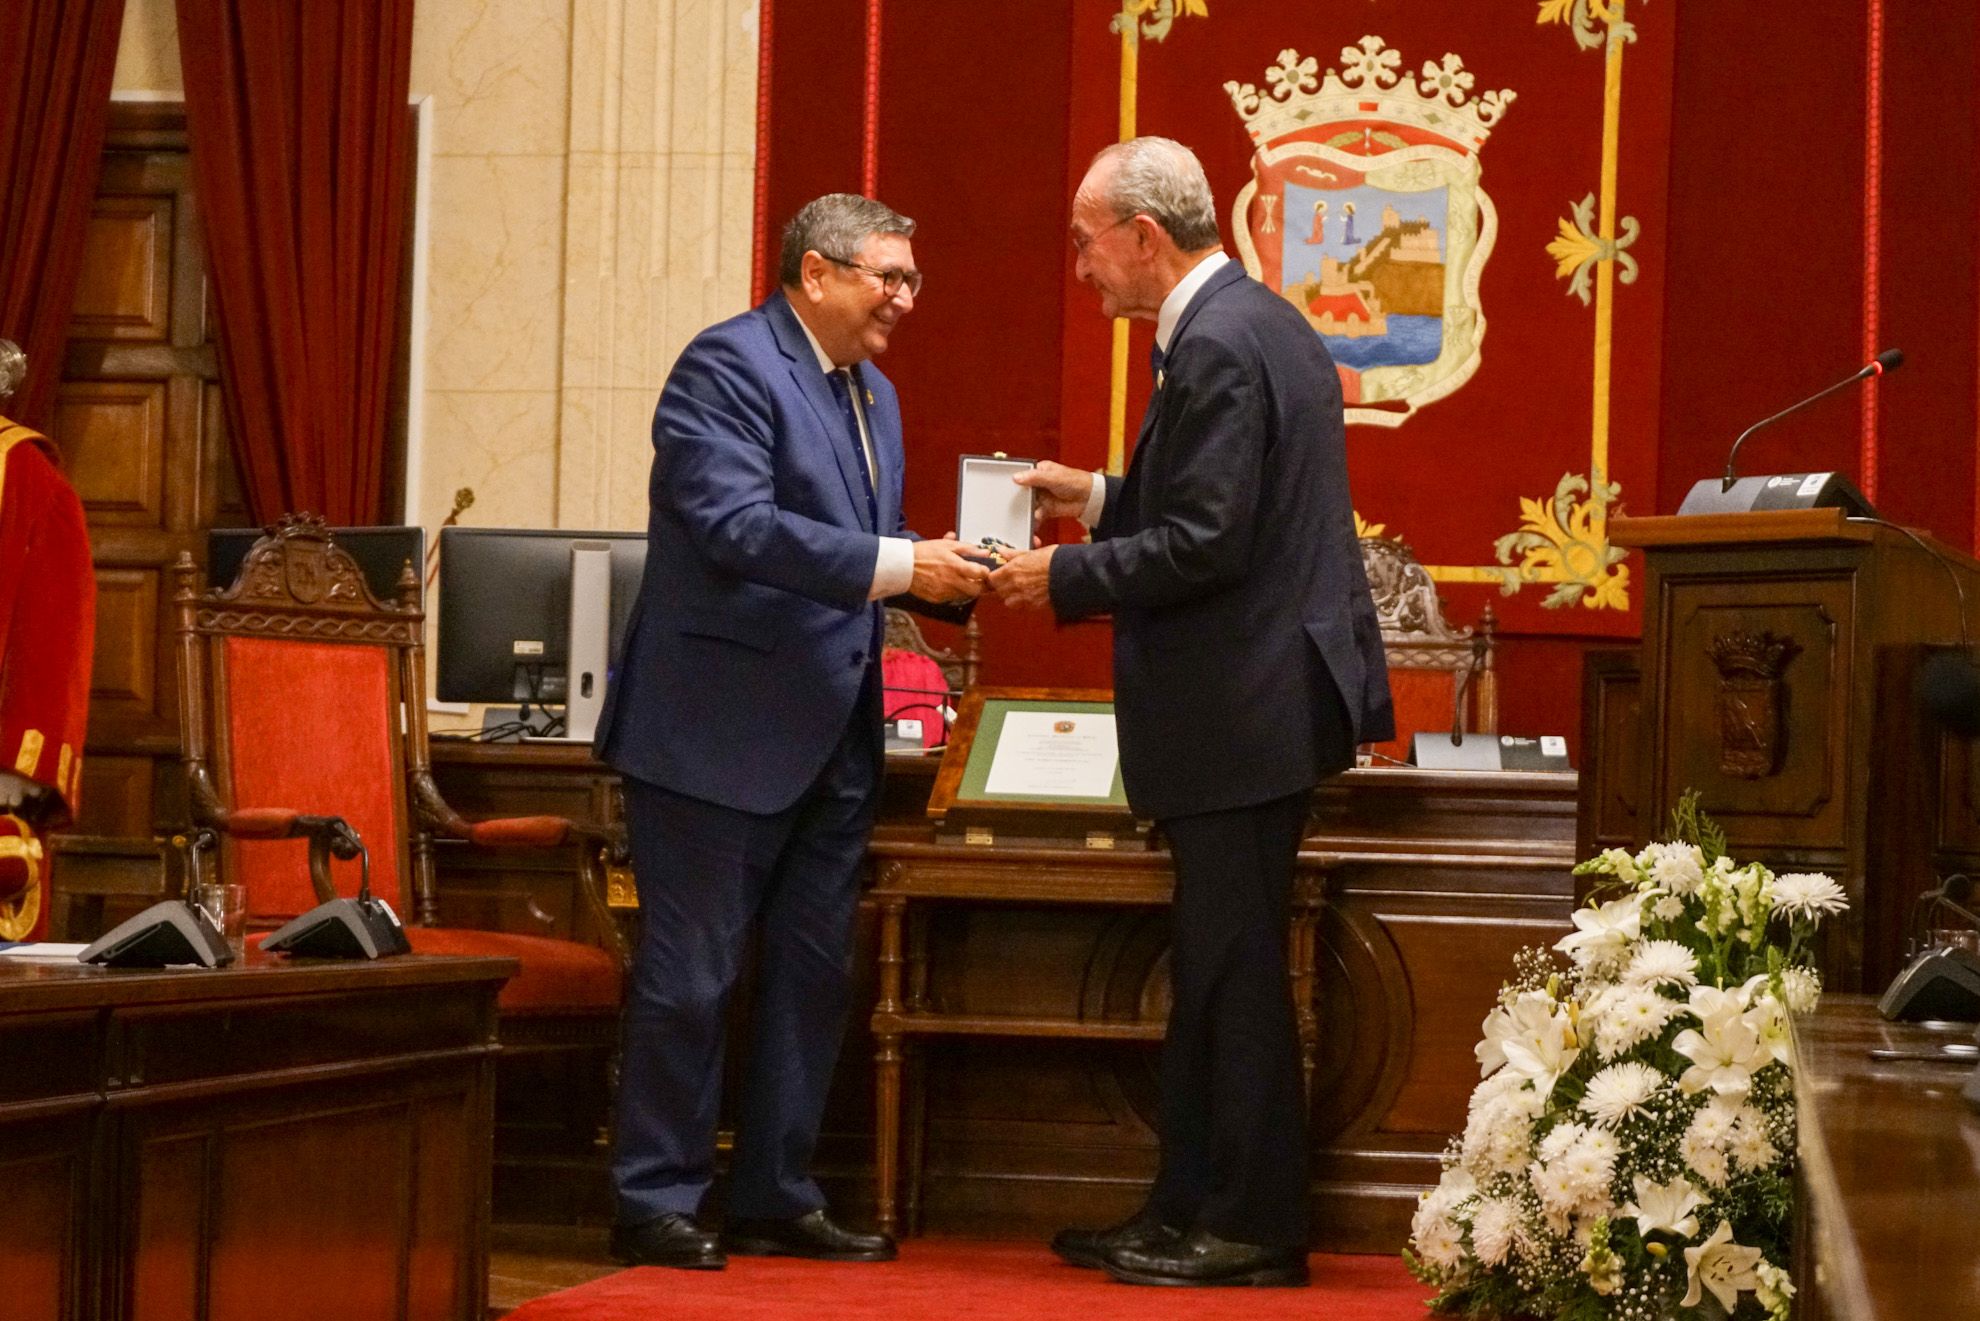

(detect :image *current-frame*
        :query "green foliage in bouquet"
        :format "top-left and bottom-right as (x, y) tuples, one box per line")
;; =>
(1405, 791), (1847, 1320)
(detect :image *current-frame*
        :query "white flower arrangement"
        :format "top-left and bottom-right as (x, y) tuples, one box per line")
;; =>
(1407, 792), (1844, 1320)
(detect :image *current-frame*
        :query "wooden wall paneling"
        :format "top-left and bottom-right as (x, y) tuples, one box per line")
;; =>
(69, 193), (174, 342)
(1576, 646), (1643, 891)
(0, 1122), (90, 1321)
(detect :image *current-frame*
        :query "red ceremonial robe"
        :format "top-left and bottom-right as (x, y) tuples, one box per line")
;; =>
(0, 416), (96, 940)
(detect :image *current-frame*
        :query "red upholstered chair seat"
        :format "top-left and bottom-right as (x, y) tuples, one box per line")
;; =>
(401, 927), (621, 1013)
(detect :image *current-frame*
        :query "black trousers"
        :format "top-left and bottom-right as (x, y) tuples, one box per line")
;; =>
(1146, 787), (1314, 1249)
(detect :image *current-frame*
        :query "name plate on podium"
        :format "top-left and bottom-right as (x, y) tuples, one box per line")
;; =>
(927, 687), (1149, 849)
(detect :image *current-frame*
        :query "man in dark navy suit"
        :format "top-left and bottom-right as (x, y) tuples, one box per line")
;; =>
(993, 138), (1394, 1287)
(595, 194), (987, 1270)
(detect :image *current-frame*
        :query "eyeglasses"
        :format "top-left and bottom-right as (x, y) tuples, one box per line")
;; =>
(1071, 213), (1139, 255)
(822, 254), (923, 297)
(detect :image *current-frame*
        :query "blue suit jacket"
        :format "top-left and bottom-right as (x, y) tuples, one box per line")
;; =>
(595, 293), (906, 815)
(1049, 262), (1395, 820)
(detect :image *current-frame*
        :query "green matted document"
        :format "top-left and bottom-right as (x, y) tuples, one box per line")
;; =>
(928, 687), (1144, 847)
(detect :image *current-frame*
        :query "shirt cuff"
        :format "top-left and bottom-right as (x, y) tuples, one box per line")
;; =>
(1078, 470), (1106, 528)
(870, 536), (916, 600)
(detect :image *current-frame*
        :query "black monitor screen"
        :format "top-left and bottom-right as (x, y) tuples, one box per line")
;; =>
(208, 526), (424, 604)
(436, 527), (647, 705)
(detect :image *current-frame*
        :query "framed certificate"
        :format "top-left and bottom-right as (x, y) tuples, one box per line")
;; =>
(927, 686), (1148, 848)
(956, 454), (1035, 557)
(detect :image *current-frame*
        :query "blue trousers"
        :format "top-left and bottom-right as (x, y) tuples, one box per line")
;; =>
(611, 713), (878, 1225)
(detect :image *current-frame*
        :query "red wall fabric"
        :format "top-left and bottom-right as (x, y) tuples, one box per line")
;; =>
(762, 2), (1980, 762)
(172, 0), (415, 525)
(0, 0), (126, 431)
(222, 636), (404, 920)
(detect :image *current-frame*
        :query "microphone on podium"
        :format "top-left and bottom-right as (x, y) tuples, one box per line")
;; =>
(1675, 349), (1901, 516)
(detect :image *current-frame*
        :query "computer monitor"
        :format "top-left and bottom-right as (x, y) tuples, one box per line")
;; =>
(208, 525), (425, 603)
(435, 527), (647, 740)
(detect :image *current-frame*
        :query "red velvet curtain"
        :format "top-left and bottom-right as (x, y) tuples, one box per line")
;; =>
(174, 0), (414, 524)
(0, 0), (127, 432)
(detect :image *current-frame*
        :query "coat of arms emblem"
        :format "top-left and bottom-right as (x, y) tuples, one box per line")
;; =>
(1226, 38), (1514, 426)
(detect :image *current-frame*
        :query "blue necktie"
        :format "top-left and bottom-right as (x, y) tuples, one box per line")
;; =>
(1149, 341), (1165, 386)
(826, 368), (879, 528)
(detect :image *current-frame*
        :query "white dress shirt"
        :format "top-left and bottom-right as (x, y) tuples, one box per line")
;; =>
(793, 313), (915, 598)
(1078, 250), (1231, 527)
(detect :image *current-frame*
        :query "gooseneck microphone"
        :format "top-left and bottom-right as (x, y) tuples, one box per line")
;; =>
(1722, 348), (1903, 491)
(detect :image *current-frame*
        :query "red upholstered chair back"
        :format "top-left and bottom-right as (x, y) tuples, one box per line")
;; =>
(217, 635), (407, 921)
(174, 516), (427, 927)
(1358, 537), (1498, 764)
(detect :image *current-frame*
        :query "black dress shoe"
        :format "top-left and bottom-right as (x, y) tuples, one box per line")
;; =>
(1050, 1206), (1182, 1270)
(1103, 1226), (1308, 1287)
(609, 1211), (726, 1270)
(724, 1209), (897, 1262)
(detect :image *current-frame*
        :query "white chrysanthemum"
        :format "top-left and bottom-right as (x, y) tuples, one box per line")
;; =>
(1461, 1094), (1534, 1178)
(1652, 894), (1685, 921)
(1413, 1213), (1464, 1270)
(1581, 1061), (1664, 1126)
(1538, 1122), (1589, 1164)
(1558, 1138), (1616, 1206)
(1470, 1197), (1519, 1267)
(1418, 1167), (1476, 1224)
(1781, 965), (1822, 1014)
(1681, 1131), (1729, 1187)
(1770, 871), (1848, 920)
(1687, 1098), (1740, 1147)
(1729, 1116), (1780, 1171)
(1623, 939), (1700, 989)
(1640, 841), (1707, 896)
(1592, 986), (1679, 1058)
(1529, 1160), (1581, 1217)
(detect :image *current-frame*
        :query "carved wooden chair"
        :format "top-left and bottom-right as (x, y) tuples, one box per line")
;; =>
(172, 515), (626, 1040)
(881, 609), (979, 749)
(1358, 536), (1498, 764)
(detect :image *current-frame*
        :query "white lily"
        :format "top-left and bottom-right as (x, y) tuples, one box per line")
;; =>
(1622, 1174), (1704, 1239)
(1555, 895), (1643, 971)
(1681, 1219), (1764, 1311)
(1672, 1007), (1771, 1095)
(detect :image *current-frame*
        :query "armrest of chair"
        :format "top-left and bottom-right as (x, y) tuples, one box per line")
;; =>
(201, 809), (365, 905)
(410, 770), (630, 966)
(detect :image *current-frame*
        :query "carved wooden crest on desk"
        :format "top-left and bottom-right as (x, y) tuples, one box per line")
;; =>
(1707, 629), (1800, 779)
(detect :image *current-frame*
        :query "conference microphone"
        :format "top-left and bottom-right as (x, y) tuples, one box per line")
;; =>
(1721, 348), (1902, 491)
(1675, 349), (1900, 516)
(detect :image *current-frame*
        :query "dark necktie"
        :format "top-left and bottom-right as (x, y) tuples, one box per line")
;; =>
(825, 368), (879, 527)
(1149, 340), (1166, 386)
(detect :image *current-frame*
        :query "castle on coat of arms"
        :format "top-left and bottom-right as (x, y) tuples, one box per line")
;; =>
(1283, 204), (1444, 338)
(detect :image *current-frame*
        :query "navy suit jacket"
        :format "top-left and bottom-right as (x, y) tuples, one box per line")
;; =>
(1050, 262), (1395, 821)
(595, 293), (906, 815)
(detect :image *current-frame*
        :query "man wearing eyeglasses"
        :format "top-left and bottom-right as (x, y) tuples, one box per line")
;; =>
(596, 194), (985, 1270)
(992, 138), (1394, 1286)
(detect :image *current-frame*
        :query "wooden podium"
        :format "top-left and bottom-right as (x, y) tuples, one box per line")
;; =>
(1598, 509), (1980, 992)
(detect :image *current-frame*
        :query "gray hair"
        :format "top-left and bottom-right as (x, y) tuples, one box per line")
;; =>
(1091, 137), (1220, 251)
(778, 194), (916, 287)
(0, 339), (23, 402)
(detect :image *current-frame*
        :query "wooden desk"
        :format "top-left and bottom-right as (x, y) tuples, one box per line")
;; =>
(0, 952), (513, 1321)
(1791, 995), (1980, 1320)
(865, 841), (1327, 1236)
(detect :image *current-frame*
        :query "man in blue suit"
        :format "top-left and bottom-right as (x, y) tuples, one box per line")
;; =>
(595, 194), (988, 1269)
(994, 138), (1394, 1287)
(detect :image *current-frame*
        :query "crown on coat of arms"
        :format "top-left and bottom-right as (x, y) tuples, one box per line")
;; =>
(1224, 37), (1515, 151)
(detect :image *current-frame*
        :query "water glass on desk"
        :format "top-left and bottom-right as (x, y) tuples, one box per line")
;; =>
(195, 883), (247, 960)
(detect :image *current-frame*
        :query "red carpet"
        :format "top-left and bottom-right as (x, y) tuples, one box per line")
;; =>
(504, 1240), (1430, 1319)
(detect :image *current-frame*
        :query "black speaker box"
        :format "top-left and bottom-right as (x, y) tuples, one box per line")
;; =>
(262, 896), (410, 960)
(1676, 471), (1874, 517)
(79, 900), (234, 968)
(1878, 945), (1980, 1022)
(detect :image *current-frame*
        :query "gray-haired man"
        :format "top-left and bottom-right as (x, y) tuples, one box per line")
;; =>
(994, 138), (1394, 1286)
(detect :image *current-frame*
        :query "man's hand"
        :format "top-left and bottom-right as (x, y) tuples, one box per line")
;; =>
(910, 538), (990, 603)
(988, 544), (1056, 610)
(1014, 461), (1095, 523)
